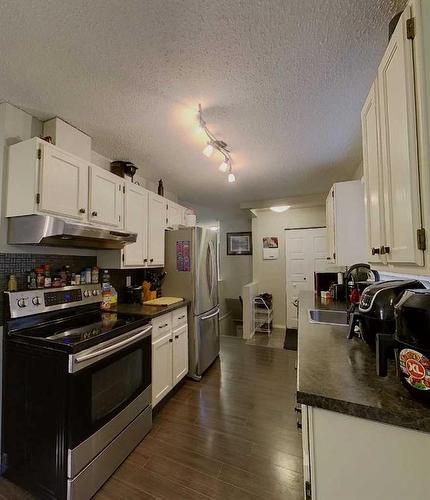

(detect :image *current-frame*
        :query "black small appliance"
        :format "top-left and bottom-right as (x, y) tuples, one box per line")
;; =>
(377, 289), (430, 400)
(348, 280), (425, 347)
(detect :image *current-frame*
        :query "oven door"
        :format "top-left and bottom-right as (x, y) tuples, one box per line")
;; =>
(67, 324), (151, 477)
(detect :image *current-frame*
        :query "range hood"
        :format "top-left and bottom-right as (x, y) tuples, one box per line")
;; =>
(8, 215), (137, 250)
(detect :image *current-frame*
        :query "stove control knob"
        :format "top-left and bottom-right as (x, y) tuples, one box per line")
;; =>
(92, 290), (98, 296)
(83, 290), (90, 298)
(17, 298), (26, 308)
(32, 296), (41, 306)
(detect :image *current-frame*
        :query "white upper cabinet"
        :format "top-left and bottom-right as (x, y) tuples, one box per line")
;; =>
(378, 4), (423, 266)
(147, 192), (166, 267)
(326, 181), (368, 266)
(6, 138), (88, 221)
(123, 182), (149, 267)
(361, 81), (387, 264)
(166, 201), (184, 229)
(89, 164), (124, 228)
(39, 142), (88, 220)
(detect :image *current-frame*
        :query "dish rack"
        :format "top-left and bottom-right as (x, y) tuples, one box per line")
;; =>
(253, 296), (273, 335)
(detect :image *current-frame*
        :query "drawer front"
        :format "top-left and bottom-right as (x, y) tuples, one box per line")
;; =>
(172, 307), (188, 329)
(152, 313), (172, 341)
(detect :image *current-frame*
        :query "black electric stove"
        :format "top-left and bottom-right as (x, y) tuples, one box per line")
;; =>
(3, 284), (153, 500)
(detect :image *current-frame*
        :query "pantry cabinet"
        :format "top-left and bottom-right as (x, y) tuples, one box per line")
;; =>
(325, 181), (367, 266)
(147, 192), (166, 267)
(361, 0), (430, 272)
(89, 164), (124, 228)
(152, 307), (188, 407)
(6, 137), (88, 221)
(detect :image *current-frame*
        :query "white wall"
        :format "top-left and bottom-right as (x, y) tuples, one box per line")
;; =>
(252, 206), (326, 328)
(219, 215), (253, 313)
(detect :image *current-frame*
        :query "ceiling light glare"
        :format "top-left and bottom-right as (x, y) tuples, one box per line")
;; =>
(228, 172), (236, 183)
(270, 205), (290, 213)
(203, 143), (214, 158)
(219, 160), (229, 172)
(209, 226), (218, 231)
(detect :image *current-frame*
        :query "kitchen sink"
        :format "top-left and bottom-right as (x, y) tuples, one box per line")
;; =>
(308, 309), (349, 326)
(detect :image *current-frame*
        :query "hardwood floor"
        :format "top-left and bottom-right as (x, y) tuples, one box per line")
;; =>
(98, 336), (303, 500)
(0, 336), (303, 500)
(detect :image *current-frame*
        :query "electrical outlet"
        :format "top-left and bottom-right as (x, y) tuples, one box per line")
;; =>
(126, 276), (132, 287)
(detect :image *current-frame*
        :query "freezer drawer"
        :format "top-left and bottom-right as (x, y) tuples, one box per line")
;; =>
(193, 306), (220, 377)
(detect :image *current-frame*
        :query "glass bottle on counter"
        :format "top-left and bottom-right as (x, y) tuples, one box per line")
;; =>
(85, 268), (92, 284)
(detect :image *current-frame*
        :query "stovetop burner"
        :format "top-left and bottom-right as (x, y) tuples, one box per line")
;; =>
(7, 309), (150, 353)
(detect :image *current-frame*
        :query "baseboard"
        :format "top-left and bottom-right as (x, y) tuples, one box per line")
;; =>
(273, 324), (286, 330)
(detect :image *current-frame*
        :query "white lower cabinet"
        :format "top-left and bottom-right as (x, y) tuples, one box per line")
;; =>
(152, 308), (188, 407)
(301, 405), (430, 500)
(172, 324), (188, 385)
(152, 333), (173, 407)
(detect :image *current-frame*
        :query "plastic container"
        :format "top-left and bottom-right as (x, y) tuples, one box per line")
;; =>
(8, 274), (18, 292)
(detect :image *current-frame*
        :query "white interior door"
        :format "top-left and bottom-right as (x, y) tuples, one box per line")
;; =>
(286, 228), (327, 329)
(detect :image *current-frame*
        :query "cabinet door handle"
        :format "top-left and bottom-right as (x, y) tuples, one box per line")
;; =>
(169, 338), (173, 343)
(79, 208), (86, 214)
(178, 315), (185, 320)
(175, 335), (179, 339)
(371, 247), (380, 255)
(158, 323), (169, 329)
(385, 246), (390, 254)
(92, 211), (98, 217)
(150, 258), (154, 262)
(144, 259), (148, 263)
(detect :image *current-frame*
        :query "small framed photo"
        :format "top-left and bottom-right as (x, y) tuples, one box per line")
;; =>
(227, 232), (253, 255)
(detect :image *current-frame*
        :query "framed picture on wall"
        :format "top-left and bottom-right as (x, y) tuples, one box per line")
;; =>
(227, 232), (253, 255)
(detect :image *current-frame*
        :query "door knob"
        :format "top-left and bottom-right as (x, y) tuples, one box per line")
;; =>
(92, 211), (98, 217)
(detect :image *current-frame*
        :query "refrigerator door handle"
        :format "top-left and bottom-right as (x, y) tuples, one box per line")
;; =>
(206, 242), (212, 297)
(200, 307), (220, 321)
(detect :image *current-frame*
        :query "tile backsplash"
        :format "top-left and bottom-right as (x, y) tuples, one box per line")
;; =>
(0, 253), (161, 324)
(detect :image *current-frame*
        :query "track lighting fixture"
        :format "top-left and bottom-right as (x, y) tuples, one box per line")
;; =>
(219, 160), (229, 172)
(203, 142), (214, 158)
(198, 104), (237, 183)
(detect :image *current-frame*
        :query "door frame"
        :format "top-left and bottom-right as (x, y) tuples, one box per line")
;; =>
(285, 226), (327, 329)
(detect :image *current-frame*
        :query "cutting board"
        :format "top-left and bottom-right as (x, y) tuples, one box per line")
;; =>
(143, 297), (184, 306)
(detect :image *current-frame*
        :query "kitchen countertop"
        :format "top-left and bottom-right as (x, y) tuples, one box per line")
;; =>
(297, 291), (430, 433)
(113, 299), (190, 319)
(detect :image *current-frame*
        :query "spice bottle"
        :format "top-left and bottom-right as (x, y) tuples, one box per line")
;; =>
(44, 264), (52, 288)
(36, 267), (45, 289)
(91, 266), (99, 284)
(8, 274), (18, 292)
(28, 270), (37, 290)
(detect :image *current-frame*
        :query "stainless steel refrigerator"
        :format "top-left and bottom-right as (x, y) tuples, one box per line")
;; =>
(163, 227), (219, 380)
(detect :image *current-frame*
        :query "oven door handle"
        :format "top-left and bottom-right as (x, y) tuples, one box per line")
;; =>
(74, 325), (152, 364)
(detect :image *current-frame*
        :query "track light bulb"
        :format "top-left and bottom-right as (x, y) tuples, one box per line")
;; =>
(203, 143), (214, 158)
(219, 160), (229, 172)
(228, 172), (236, 183)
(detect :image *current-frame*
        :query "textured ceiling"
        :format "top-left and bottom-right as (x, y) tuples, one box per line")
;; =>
(0, 0), (405, 210)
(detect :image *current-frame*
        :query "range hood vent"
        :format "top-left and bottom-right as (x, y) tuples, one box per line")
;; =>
(8, 215), (137, 250)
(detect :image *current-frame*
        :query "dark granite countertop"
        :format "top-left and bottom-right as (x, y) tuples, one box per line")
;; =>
(113, 299), (190, 319)
(297, 291), (430, 433)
